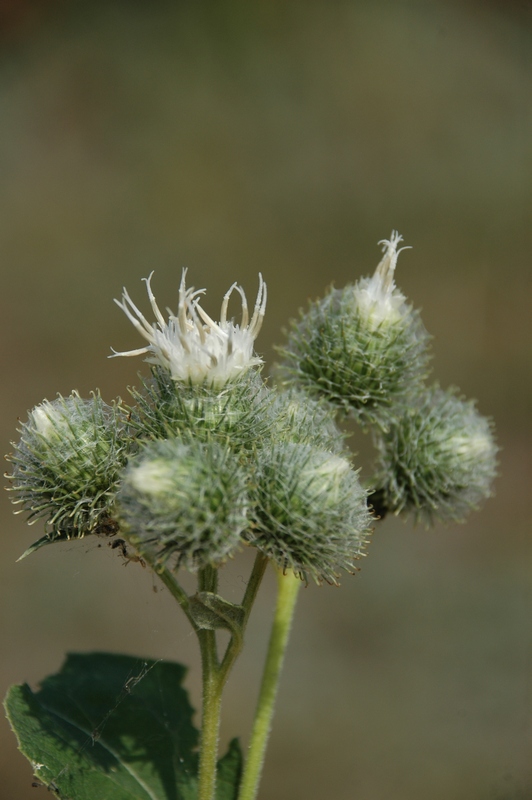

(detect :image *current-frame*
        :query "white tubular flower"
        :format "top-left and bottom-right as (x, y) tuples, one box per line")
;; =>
(127, 459), (175, 495)
(31, 402), (61, 441)
(112, 271), (267, 388)
(353, 231), (412, 328)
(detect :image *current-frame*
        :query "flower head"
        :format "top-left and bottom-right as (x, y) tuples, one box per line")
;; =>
(112, 271), (267, 388)
(117, 437), (250, 571)
(277, 232), (430, 428)
(247, 442), (373, 584)
(373, 386), (498, 524)
(6, 392), (128, 543)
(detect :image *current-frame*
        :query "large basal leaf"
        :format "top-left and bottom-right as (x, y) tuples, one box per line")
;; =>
(4, 652), (242, 800)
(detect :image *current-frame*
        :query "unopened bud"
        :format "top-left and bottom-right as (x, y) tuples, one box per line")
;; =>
(278, 232), (431, 428)
(7, 392), (127, 541)
(118, 438), (250, 571)
(373, 386), (498, 523)
(248, 443), (373, 584)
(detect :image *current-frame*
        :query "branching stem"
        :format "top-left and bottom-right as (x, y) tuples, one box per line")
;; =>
(219, 552), (268, 684)
(142, 553), (198, 631)
(196, 554), (269, 800)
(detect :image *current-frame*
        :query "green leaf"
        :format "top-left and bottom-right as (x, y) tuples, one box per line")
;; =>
(4, 652), (242, 800)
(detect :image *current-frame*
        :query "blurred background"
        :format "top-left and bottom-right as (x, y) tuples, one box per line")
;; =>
(1, 1), (531, 798)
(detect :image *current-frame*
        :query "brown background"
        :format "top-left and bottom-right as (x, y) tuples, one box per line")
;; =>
(1, 2), (531, 798)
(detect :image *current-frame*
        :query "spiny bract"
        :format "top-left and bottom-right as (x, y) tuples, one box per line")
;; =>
(127, 367), (276, 453)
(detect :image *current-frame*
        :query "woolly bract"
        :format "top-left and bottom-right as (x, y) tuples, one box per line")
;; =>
(7, 393), (127, 540)
(117, 438), (250, 571)
(247, 442), (373, 584)
(268, 388), (347, 454)
(373, 386), (498, 523)
(128, 367), (276, 452)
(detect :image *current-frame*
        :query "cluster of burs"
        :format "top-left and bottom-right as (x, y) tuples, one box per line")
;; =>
(7, 234), (498, 585)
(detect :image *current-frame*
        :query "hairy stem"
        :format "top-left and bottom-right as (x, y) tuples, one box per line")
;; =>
(197, 626), (222, 800)
(219, 552), (269, 684)
(142, 553), (197, 630)
(196, 555), (270, 800)
(237, 569), (301, 800)
(197, 566), (222, 800)
(199, 563), (219, 594)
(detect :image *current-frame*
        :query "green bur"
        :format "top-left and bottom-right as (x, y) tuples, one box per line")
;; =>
(118, 437), (250, 571)
(373, 386), (498, 523)
(248, 442), (373, 584)
(277, 234), (431, 429)
(7, 392), (128, 553)
(128, 368), (275, 452)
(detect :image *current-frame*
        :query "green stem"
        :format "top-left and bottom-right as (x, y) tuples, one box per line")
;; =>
(237, 568), (301, 800)
(219, 552), (269, 685)
(196, 565), (222, 800)
(196, 555), (270, 800)
(142, 553), (197, 630)
(197, 627), (222, 800)
(199, 563), (218, 594)
(145, 554), (270, 800)
(241, 552), (269, 626)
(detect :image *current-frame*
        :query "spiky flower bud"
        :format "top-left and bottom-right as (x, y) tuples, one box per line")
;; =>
(128, 367), (275, 453)
(6, 392), (127, 541)
(278, 232), (431, 428)
(372, 386), (498, 523)
(117, 438), (250, 571)
(112, 270), (267, 388)
(247, 443), (373, 584)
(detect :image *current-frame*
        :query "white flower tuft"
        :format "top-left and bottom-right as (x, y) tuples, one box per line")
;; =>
(111, 270), (267, 387)
(353, 231), (412, 327)
(31, 402), (60, 440)
(128, 460), (175, 495)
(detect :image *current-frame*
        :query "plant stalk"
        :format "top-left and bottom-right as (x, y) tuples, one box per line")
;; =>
(219, 552), (269, 684)
(237, 568), (301, 800)
(142, 553), (198, 631)
(197, 626), (223, 800)
(155, 556), (270, 800)
(196, 555), (270, 800)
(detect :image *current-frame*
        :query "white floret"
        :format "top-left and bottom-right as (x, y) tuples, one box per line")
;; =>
(128, 460), (175, 495)
(31, 403), (58, 440)
(353, 231), (411, 328)
(446, 431), (494, 459)
(111, 270), (267, 387)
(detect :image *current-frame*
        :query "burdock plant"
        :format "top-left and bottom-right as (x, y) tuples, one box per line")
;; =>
(4, 234), (497, 800)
